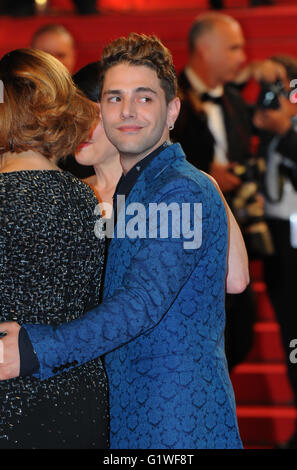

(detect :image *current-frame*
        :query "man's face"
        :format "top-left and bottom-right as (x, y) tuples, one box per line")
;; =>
(196, 21), (246, 85)
(100, 63), (179, 162)
(33, 32), (76, 73)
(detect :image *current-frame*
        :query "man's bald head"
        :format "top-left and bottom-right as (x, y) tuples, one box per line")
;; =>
(188, 13), (240, 53)
(31, 24), (76, 73)
(188, 13), (246, 88)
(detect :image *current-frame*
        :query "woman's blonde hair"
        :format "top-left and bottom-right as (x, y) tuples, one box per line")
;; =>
(0, 48), (98, 159)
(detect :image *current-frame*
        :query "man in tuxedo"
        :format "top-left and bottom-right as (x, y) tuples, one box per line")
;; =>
(173, 12), (255, 370)
(173, 12), (251, 189)
(0, 33), (248, 449)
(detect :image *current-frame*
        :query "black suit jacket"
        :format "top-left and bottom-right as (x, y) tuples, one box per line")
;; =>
(172, 69), (252, 173)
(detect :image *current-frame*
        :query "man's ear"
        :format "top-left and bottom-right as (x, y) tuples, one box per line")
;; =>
(167, 96), (181, 128)
(194, 38), (212, 63)
(96, 102), (104, 125)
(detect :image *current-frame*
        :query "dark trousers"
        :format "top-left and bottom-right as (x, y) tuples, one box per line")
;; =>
(225, 285), (256, 371)
(264, 218), (297, 413)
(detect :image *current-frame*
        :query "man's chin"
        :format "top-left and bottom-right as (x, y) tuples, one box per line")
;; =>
(115, 142), (147, 158)
(118, 149), (144, 159)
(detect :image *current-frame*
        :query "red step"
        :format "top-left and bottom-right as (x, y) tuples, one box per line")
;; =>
(252, 281), (276, 322)
(237, 406), (297, 446)
(246, 322), (285, 362)
(2, 4), (297, 72)
(231, 363), (293, 405)
(233, 259), (297, 447)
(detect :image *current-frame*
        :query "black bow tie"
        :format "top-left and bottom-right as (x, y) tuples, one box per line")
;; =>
(200, 92), (223, 105)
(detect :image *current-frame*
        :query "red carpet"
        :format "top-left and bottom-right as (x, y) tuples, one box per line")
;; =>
(231, 260), (296, 448)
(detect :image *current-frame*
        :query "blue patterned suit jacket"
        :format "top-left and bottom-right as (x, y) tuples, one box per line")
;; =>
(24, 143), (242, 449)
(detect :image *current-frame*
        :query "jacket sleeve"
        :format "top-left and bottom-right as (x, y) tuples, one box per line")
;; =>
(23, 179), (223, 381)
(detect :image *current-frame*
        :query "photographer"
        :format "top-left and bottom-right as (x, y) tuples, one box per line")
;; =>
(253, 54), (297, 449)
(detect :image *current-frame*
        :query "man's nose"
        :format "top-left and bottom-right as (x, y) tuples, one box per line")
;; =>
(120, 98), (136, 119)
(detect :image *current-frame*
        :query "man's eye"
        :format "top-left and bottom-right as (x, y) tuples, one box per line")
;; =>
(139, 97), (152, 103)
(108, 96), (121, 103)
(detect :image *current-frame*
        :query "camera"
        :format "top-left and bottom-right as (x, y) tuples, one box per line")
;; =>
(256, 80), (297, 197)
(230, 159), (275, 257)
(256, 79), (287, 110)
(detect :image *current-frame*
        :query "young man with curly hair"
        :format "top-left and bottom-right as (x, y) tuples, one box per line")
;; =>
(0, 34), (248, 449)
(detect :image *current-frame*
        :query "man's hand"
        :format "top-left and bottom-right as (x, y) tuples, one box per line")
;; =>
(0, 322), (21, 380)
(253, 96), (292, 135)
(252, 60), (287, 84)
(210, 161), (242, 193)
(234, 60), (287, 86)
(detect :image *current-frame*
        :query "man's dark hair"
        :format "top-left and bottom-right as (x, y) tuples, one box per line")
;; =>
(270, 54), (297, 82)
(72, 61), (102, 103)
(98, 33), (177, 104)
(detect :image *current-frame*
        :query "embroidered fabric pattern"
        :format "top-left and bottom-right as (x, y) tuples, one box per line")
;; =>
(0, 170), (109, 449)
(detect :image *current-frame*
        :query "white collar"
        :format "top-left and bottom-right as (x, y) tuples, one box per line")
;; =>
(185, 66), (224, 98)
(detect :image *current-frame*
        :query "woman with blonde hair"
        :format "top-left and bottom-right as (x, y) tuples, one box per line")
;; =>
(0, 49), (109, 448)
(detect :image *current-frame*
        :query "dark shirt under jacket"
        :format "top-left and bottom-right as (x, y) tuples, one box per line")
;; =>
(19, 141), (171, 377)
(113, 141), (170, 214)
(172, 69), (252, 173)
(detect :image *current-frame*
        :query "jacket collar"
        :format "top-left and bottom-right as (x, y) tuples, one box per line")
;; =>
(124, 142), (185, 205)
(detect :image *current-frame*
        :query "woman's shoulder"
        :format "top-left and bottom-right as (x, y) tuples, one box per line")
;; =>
(0, 169), (99, 212)
(0, 168), (91, 190)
